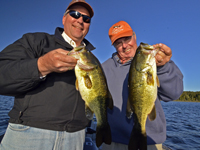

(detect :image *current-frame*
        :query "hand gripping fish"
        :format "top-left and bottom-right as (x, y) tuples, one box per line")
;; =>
(68, 45), (113, 147)
(126, 42), (160, 150)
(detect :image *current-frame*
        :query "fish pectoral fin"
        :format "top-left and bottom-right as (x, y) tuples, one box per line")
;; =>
(156, 75), (160, 87)
(84, 74), (92, 89)
(126, 98), (133, 119)
(148, 104), (156, 121)
(147, 72), (154, 86)
(85, 104), (93, 120)
(75, 79), (79, 91)
(107, 91), (113, 110)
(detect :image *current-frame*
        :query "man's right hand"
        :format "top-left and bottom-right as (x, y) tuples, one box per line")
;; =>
(37, 48), (78, 76)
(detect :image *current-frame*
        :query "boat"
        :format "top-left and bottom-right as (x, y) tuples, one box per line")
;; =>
(83, 115), (173, 150)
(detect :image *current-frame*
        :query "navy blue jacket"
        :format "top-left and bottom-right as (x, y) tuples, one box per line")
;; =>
(102, 52), (183, 145)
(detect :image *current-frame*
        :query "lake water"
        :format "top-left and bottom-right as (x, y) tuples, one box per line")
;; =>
(0, 95), (14, 136)
(161, 101), (200, 150)
(0, 95), (200, 149)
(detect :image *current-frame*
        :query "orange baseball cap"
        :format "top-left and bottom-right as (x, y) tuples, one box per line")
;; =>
(66, 0), (94, 18)
(109, 21), (134, 45)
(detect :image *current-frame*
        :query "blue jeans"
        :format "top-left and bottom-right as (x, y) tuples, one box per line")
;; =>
(0, 123), (85, 150)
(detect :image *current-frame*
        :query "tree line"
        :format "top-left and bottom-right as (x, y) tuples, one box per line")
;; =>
(175, 91), (200, 102)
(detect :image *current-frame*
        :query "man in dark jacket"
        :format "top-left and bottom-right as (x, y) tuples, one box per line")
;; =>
(0, 0), (94, 149)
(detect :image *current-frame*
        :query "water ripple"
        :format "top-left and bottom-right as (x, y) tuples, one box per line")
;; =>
(162, 101), (200, 150)
(0, 96), (200, 149)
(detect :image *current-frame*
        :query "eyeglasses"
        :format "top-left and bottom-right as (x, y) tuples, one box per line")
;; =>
(114, 36), (133, 48)
(67, 10), (91, 23)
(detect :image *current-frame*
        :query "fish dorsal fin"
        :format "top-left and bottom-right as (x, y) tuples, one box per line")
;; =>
(156, 75), (160, 87)
(75, 79), (79, 91)
(84, 74), (92, 89)
(148, 104), (156, 121)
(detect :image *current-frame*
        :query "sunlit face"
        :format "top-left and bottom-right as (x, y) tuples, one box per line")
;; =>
(62, 5), (90, 46)
(113, 35), (137, 64)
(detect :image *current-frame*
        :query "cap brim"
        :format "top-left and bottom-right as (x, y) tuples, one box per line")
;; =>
(66, 2), (94, 18)
(111, 30), (133, 45)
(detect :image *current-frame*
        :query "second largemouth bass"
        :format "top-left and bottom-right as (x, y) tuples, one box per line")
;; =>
(127, 42), (160, 150)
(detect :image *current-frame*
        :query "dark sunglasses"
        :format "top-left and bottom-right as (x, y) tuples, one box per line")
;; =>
(67, 10), (91, 23)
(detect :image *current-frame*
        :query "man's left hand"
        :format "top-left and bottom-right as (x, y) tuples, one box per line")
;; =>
(153, 43), (172, 66)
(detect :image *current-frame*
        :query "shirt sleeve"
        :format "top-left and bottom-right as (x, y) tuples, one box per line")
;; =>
(0, 34), (43, 96)
(157, 60), (184, 102)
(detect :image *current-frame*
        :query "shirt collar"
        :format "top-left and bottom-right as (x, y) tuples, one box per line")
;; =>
(61, 31), (85, 48)
(112, 52), (133, 66)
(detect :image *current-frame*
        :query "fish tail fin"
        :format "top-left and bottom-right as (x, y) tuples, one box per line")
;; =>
(128, 126), (147, 150)
(96, 123), (112, 147)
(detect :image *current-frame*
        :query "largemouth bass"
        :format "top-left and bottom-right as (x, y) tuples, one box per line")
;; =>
(126, 42), (160, 150)
(68, 45), (113, 147)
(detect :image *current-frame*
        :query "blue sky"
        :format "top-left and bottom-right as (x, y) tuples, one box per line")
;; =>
(0, 0), (199, 91)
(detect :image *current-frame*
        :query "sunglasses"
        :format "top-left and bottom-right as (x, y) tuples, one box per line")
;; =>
(67, 10), (91, 23)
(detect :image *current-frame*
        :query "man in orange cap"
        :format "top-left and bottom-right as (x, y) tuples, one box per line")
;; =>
(101, 21), (183, 150)
(0, 0), (95, 149)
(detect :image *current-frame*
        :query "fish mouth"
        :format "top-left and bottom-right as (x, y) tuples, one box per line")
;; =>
(68, 45), (85, 59)
(142, 48), (159, 57)
(141, 43), (160, 57)
(68, 51), (81, 59)
(73, 45), (85, 53)
(77, 60), (96, 70)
